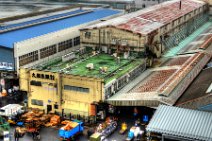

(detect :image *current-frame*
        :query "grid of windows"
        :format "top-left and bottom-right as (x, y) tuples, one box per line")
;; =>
(30, 80), (42, 86)
(40, 45), (57, 59)
(74, 36), (80, 46)
(58, 39), (73, 52)
(18, 37), (80, 67)
(64, 85), (89, 93)
(19, 51), (38, 66)
(31, 99), (44, 106)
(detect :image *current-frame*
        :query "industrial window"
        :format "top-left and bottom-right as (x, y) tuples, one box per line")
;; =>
(172, 22), (174, 27)
(31, 99), (36, 105)
(164, 25), (168, 31)
(85, 32), (91, 38)
(30, 80), (42, 86)
(184, 15), (186, 21)
(40, 44), (57, 59)
(74, 36), (80, 46)
(37, 100), (43, 106)
(19, 50), (38, 66)
(58, 39), (73, 52)
(31, 99), (44, 106)
(64, 85), (89, 93)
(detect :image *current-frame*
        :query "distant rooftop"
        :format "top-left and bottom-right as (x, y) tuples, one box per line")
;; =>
(0, 9), (90, 33)
(0, 8), (122, 48)
(83, 0), (205, 35)
(35, 53), (143, 83)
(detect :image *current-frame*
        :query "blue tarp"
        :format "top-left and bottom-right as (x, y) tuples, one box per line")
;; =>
(0, 8), (120, 48)
(199, 104), (212, 112)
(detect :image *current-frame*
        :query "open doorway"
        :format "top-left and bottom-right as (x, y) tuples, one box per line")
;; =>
(47, 105), (52, 113)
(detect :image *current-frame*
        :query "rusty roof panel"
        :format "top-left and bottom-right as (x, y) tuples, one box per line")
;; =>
(84, 0), (205, 35)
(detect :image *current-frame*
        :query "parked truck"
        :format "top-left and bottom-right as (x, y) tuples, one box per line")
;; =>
(0, 104), (25, 117)
(90, 118), (118, 141)
(59, 120), (84, 140)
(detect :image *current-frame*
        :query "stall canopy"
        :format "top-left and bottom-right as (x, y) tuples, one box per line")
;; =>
(146, 105), (212, 141)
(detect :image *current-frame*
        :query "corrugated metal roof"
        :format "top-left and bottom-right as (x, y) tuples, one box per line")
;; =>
(146, 105), (212, 141)
(84, 0), (205, 35)
(0, 47), (14, 71)
(175, 67), (212, 105)
(0, 9), (86, 32)
(0, 8), (121, 48)
(107, 52), (211, 106)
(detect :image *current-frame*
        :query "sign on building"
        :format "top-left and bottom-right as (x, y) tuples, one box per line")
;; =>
(0, 62), (13, 70)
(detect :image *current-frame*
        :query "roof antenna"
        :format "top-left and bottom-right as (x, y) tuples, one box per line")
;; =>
(179, 0), (182, 10)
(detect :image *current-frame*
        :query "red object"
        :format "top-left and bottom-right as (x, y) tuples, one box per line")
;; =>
(27, 128), (36, 133)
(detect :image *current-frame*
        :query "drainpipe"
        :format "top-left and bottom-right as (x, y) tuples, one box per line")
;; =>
(99, 29), (101, 52)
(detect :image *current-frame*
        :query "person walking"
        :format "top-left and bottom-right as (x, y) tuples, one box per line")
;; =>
(32, 131), (35, 140)
(14, 128), (19, 141)
(34, 130), (40, 140)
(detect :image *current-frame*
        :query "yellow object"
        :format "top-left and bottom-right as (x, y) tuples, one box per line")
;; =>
(62, 121), (79, 131)
(121, 122), (127, 131)
(7, 119), (16, 125)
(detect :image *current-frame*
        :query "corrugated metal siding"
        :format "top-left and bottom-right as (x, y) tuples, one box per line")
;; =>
(147, 105), (212, 141)
(0, 47), (14, 71)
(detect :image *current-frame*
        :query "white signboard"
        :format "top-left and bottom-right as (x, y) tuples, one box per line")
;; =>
(0, 62), (13, 70)
(3, 131), (9, 141)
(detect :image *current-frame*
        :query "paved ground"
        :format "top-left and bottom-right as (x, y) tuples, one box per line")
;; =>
(0, 96), (148, 141)
(6, 117), (145, 141)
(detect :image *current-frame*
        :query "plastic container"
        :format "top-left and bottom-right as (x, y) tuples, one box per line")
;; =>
(128, 131), (134, 139)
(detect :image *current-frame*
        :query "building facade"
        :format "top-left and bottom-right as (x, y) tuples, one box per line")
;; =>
(19, 68), (103, 116)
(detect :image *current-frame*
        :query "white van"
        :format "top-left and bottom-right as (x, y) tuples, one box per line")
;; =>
(0, 104), (24, 117)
